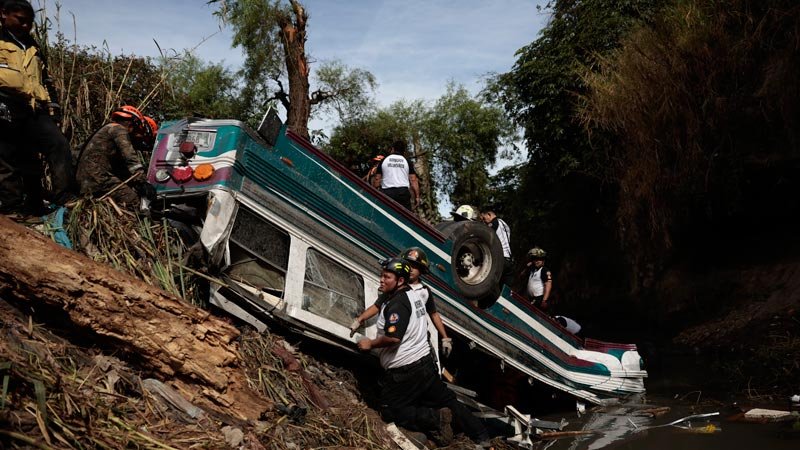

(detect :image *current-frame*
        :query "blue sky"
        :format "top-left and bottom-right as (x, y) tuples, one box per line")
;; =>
(43, 1), (549, 210)
(44, 0), (548, 115)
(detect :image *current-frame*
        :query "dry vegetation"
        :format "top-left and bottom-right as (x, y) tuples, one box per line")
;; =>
(581, 0), (800, 395)
(1, 199), (398, 448)
(581, 0), (800, 271)
(65, 199), (206, 306)
(0, 199), (513, 448)
(0, 298), (398, 449)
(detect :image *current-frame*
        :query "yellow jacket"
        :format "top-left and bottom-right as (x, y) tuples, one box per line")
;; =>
(0, 31), (50, 110)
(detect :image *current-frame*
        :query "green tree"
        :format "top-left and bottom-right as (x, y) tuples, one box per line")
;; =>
(487, 0), (665, 309)
(327, 86), (514, 222)
(313, 60), (377, 124)
(424, 83), (515, 208)
(212, 0), (376, 139)
(489, 0), (664, 176)
(325, 100), (440, 221)
(582, 0), (800, 285)
(163, 54), (245, 121)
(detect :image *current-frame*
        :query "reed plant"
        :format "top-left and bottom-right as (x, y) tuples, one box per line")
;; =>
(33, 0), (188, 150)
(64, 198), (205, 305)
(581, 0), (800, 262)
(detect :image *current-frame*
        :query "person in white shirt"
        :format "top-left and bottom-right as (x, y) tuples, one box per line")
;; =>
(355, 258), (490, 447)
(479, 207), (514, 289)
(522, 247), (553, 311)
(349, 247), (452, 358)
(372, 140), (419, 210)
(555, 316), (581, 335)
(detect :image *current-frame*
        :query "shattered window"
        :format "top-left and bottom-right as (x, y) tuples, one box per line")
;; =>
(230, 208), (289, 269)
(302, 249), (365, 328)
(227, 209), (290, 296)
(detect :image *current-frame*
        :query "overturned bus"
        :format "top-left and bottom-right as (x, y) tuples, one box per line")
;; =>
(145, 112), (646, 408)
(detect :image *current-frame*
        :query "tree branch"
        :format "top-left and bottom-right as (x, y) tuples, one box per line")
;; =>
(271, 77), (291, 110)
(309, 89), (335, 105)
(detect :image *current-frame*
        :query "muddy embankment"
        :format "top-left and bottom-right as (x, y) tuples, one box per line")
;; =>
(661, 236), (800, 398)
(608, 224), (799, 399)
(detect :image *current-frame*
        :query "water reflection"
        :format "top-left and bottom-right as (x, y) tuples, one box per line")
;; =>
(518, 397), (798, 450)
(566, 402), (658, 450)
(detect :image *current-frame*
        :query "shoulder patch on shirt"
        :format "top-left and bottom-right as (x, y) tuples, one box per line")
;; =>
(387, 326), (397, 333)
(388, 313), (400, 324)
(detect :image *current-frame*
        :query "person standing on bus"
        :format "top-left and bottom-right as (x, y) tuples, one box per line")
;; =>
(372, 140), (419, 210)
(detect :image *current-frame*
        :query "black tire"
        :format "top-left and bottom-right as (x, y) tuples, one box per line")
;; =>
(436, 220), (504, 302)
(435, 220), (458, 233)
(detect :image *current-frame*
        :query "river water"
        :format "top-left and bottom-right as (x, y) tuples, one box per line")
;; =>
(516, 396), (799, 450)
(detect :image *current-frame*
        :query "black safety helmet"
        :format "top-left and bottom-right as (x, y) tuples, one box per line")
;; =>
(381, 257), (411, 283)
(399, 247), (430, 274)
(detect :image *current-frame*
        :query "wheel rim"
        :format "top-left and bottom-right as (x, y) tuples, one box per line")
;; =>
(454, 237), (493, 286)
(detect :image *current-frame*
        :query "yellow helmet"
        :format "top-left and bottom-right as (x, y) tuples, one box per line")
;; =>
(527, 247), (547, 259)
(455, 204), (478, 220)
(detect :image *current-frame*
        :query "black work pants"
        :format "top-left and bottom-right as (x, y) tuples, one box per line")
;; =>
(379, 354), (488, 441)
(0, 111), (73, 212)
(381, 186), (412, 210)
(501, 257), (514, 289)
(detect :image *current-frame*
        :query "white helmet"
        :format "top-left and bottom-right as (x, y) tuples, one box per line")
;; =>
(455, 204), (478, 220)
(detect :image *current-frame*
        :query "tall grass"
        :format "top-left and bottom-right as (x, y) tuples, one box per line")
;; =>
(581, 0), (800, 274)
(33, 0), (186, 150)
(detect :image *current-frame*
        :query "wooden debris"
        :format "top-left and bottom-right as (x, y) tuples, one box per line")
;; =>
(539, 430), (599, 439)
(638, 406), (671, 417)
(0, 203), (396, 449)
(742, 408), (794, 422)
(0, 214), (269, 420)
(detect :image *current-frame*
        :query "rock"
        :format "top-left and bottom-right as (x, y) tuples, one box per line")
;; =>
(743, 408), (793, 422)
(222, 426), (244, 447)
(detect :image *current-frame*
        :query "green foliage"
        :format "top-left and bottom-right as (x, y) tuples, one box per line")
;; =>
(326, 85), (513, 209)
(211, 0), (377, 135)
(313, 60), (378, 124)
(488, 0), (666, 297)
(424, 83), (515, 207)
(326, 100), (426, 173)
(163, 53), (249, 122)
(211, 0), (286, 110)
(43, 36), (254, 149)
(582, 0), (800, 274)
(489, 0), (664, 175)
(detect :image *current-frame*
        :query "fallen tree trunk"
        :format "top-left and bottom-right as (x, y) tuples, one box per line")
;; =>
(0, 215), (270, 420)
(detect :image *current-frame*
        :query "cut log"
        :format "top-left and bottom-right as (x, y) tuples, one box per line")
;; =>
(0, 215), (270, 420)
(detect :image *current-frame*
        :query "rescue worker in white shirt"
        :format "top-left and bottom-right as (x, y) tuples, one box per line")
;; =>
(521, 247), (553, 311)
(350, 248), (453, 358)
(399, 247), (453, 358)
(479, 207), (514, 289)
(372, 140), (419, 210)
(356, 258), (490, 447)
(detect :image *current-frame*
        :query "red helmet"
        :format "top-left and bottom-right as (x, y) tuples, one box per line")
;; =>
(142, 116), (158, 137)
(111, 105), (143, 123)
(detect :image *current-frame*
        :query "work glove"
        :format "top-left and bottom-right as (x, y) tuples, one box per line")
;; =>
(441, 338), (453, 358)
(349, 318), (361, 337)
